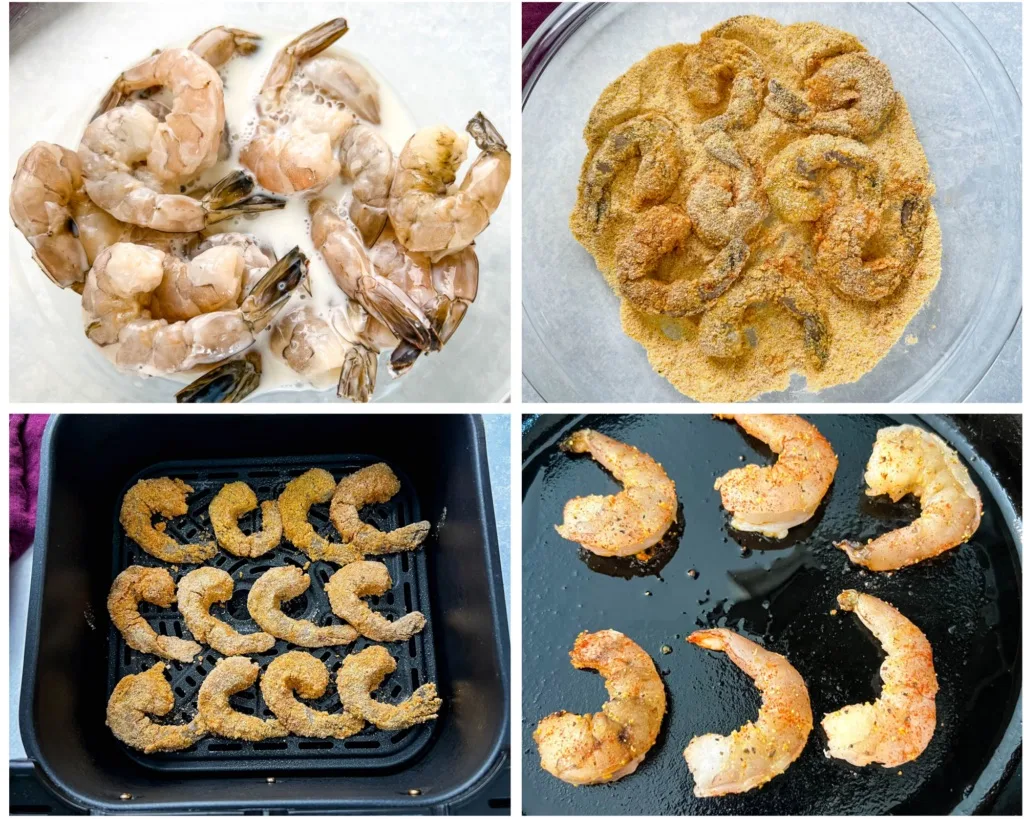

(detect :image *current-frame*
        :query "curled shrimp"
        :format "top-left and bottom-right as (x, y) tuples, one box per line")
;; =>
(119, 477), (218, 563)
(198, 656), (288, 742)
(329, 463), (431, 555)
(325, 561), (426, 642)
(247, 566), (358, 648)
(714, 414), (838, 538)
(388, 112), (511, 258)
(340, 124), (395, 247)
(337, 645), (442, 730)
(533, 630), (666, 785)
(177, 567), (276, 656)
(261, 651), (365, 739)
(301, 52), (381, 124)
(107, 566), (201, 662)
(209, 481), (282, 558)
(682, 37), (767, 138)
(555, 429), (677, 557)
(278, 468), (363, 564)
(684, 628), (813, 796)
(106, 662), (206, 753)
(836, 425), (982, 571)
(822, 590), (938, 766)
(783, 21), (865, 79)
(686, 132), (768, 247)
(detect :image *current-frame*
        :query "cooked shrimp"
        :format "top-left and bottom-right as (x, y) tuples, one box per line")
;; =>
(198, 656), (289, 741)
(686, 132), (768, 247)
(822, 590), (938, 766)
(337, 645), (442, 730)
(278, 468), (363, 564)
(714, 414), (838, 538)
(325, 561), (426, 642)
(119, 477), (218, 563)
(836, 425), (982, 571)
(177, 567), (276, 656)
(247, 566), (358, 647)
(388, 112), (510, 259)
(209, 481), (283, 558)
(533, 630), (666, 785)
(340, 124), (395, 246)
(684, 628), (813, 796)
(683, 37), (767, 138)
(329, 463), (431, 556)
(262, 651), (365, 739)
(554, 429), (677, 557)
(106, 662), (206, 753)
(107, 566), (201, 662)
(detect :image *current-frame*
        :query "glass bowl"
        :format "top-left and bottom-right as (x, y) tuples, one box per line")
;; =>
(523, 2), (1021, 402)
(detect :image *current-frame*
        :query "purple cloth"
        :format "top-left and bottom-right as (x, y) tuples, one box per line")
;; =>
(10, 415), (48, 560)
(523, 2), (559, 44)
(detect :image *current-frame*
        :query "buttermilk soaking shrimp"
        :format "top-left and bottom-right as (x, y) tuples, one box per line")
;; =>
(822, 591), (938, 767)
(836, 425), (982, 571)
(684, 629), (813, 797)
(534, 630), (666, 785)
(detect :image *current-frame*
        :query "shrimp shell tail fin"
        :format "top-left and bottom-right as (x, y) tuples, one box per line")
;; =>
(176, 351), (262, 403)
(467, 112), (507, 154)
(338, 345), (378, 403)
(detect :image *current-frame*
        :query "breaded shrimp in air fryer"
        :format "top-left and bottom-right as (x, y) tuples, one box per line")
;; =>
(337, 645), (442, 730)
(209, 481), (283, 558)
(329, 464), (430, 556)
(119, 477), (218, 563)
(247, 566), (357, 647)
(177, 567), (276, 655)
(107, 566), (201, 662)
(261, 651), (364, 739)
(325, 560), (426, 642)
(106, 662), (206, 753)
(198, 656), (289, 741)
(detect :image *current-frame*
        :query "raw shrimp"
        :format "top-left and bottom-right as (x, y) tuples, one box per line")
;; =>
(822, 590), (938, 766)
(107, 566), (201, 662)
(209, 481), (283, 558)
(579, 113), (684, 226)
(684, 628), (813, 796)
(188, 27), (261, 69)
(616, 205), (749, 317)
(119, 477), (218, 563)
(337, 645), (442, 730)
(783, 21), (865, 78)
(329, 463), (431, 556)
(325, 560), (426, 642)
(198, 656), (289, 741)
(301, 52), (381, 124)
(555, 429), (677, 557)
(388, 112), (511, 258)
(106, 662), (207, 753)
(533, 630), (666, 785)
(685, 132), (768, 247)
(836, 425), (982, 571)
(177, 567), (276, 655)
(261, 651), (365, 739)
(175, 350), (263, 403)
(247, 566), (358, 647)
(339, 124), (395, 246)
(682, 37), (767, 138)
(714, 414), (838, 538)
(115, 247), (308, 374)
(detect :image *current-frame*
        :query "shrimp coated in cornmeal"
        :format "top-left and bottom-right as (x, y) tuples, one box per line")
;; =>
(714, 414), (838, 538)
(261, 651), (365, 739)
(684, 629), (813, 797)
(325, 561), (426, 642)
(209, 481), (283, 558)
(337, 645), (442, 730)
(247, 566), (358, 648)
(107, 566), (201, 662)
(119, 477), (218, 563)
(533, 630), (666, 785)
(197, 656), (289, 741)
(329, 463), (431, 556)
(177, 567), (276, 656)
(106, 663), (206, 753)
(554, 430), (677, 557)
(836, 425), (982, 571)
(822, 591), (938, 767)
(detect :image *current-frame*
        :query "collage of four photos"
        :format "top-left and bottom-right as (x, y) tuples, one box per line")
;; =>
(6, 0), (1023, 816)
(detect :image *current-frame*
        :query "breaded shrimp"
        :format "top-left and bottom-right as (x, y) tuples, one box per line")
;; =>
(533, 630), (666, 785)
(324, 561), (426, 642)
(261, 651), (364, 739)
(279, 468), (362, 564)
(822, 591), (938, 766)
(107, 566), (201, 662)
(247, 566), (357, 647)
(209, 481), (283, 558)
(337, 645), (442, 730)
(836, 425), (982, 571)
(329, 464), (431, 556)
(119, 477), (218, 563)
(684, 629), (813, 796)
(197, 656), (288, 741)
(177, 567), (276, 656)
(554, 430), (677, 557)
(714, 414), (838, 538)
(106, 662), (206, 753)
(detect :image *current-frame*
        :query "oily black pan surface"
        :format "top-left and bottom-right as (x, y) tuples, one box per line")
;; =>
(522, 414), (1021, 815)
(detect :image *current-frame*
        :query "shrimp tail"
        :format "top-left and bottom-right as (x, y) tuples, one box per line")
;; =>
(337, 345), (378, 403)
(261, 18), (349, 102)
(356, 276), (437, 351)
(388, 340), (422, 377)
(240, 246), (310, 327)
(467, 112), (507, 154)
(175, 351), (262, 403)
(202, 171), (286, 223)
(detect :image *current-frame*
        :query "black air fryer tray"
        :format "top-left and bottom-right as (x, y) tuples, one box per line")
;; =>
(522, 414), (1022, 816)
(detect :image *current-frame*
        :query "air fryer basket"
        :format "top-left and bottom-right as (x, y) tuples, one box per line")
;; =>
(522, 414), (1021, 815)
(21, 414), (509, 814)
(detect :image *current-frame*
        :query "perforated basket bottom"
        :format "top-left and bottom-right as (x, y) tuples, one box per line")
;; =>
(106, 455), (439, 773)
